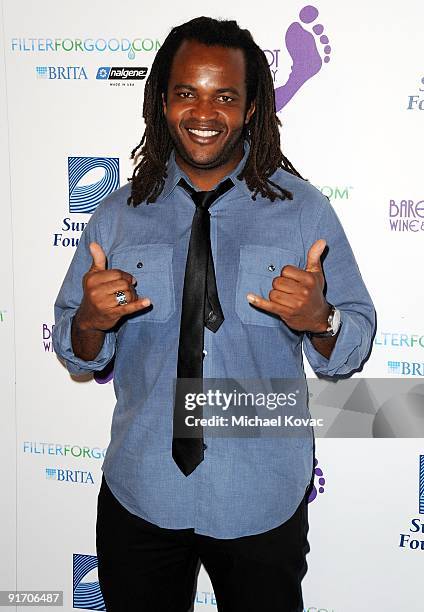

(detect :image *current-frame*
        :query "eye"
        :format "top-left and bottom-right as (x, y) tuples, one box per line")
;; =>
(177, 91), (194, 98)
(217, 95), (234, 103)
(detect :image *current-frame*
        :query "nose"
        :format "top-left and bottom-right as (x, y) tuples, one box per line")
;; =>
(190, 96), (217, 121)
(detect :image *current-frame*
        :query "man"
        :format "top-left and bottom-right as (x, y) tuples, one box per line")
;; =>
(53, 17), (375, 612)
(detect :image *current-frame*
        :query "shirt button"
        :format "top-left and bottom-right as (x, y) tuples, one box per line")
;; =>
(203, 349), (208, 357)
(268, 264), (276, 272)
(136, 261), (143, 269)
(202, 443), (208, 450)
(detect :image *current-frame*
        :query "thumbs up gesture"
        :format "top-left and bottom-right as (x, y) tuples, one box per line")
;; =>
(246, 239), (331, 333)
(76, 242), (151, 331)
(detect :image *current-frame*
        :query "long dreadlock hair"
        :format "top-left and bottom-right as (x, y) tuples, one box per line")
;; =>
(128, 16), (304, 206)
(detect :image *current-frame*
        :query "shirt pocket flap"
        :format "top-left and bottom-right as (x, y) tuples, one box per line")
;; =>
(110, 244), (173, 273)
(236, 245), (301, 327)
(239, 245), (301, 276)
(109, 244), (175, 323)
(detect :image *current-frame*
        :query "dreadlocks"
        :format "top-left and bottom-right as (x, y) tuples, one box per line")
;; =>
(128, 16), (303, 207)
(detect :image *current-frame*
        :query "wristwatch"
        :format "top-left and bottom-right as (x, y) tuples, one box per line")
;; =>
(307, 304), (341, 338)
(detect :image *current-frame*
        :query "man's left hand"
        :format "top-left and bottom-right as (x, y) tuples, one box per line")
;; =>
(246, 239), (331, 333)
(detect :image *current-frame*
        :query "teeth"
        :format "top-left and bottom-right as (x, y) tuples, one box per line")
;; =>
(188, 129), (219, 137)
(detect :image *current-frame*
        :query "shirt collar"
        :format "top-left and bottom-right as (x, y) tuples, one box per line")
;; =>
(161, 141), (253, 201)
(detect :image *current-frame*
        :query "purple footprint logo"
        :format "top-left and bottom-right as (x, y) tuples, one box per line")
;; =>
(308, 457), (326, 503)
(275, 5), (332, 112)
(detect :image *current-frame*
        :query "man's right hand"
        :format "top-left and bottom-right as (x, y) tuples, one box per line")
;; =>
(76, 242), (151, 331)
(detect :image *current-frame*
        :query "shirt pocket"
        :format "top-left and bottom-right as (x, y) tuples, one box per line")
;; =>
(109, 244), (175, 323)
(235, 245), (301, 327)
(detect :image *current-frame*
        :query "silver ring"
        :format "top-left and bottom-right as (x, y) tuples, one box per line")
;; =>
(115, 290), (128, 306)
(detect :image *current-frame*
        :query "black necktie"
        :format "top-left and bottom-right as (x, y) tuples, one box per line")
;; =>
(172, 177), (233, 476)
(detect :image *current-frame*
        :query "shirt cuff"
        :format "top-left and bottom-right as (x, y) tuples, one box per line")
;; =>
(303, 310), (371, 376)
(52, 309), (116, 375)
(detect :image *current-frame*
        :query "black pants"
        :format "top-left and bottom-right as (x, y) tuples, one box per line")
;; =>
(96, 476), (309, 612)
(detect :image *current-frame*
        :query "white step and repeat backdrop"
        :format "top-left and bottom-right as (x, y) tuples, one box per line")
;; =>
(1, 0), (423, 610)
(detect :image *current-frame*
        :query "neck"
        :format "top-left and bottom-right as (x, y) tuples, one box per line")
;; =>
(175, 144), (244, 191)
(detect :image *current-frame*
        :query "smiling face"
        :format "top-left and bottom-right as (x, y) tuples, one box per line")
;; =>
(163, 40), (255, 188)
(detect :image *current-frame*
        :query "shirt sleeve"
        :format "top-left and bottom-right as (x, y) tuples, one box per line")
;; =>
(302, 196), (376, 376)
(52, 205), (116, 375)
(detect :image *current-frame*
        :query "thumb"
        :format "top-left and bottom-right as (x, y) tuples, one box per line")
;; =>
(89, 242), (107, 271)
(305, 239), (326, 273)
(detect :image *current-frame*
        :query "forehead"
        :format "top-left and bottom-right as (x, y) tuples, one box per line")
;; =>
(168, 40), (246, 88)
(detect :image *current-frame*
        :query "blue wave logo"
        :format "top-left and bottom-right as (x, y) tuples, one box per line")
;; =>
(68, 157), (119, 214)
(420, 455), (424, 514)
(73, 554), (105, 610)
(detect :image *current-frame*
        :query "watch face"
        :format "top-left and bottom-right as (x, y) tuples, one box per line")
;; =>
(331, 308), (341, 333)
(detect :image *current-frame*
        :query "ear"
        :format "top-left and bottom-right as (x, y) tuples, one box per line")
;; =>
(245, 99), (256, 124)
(162, 92), (167, 116)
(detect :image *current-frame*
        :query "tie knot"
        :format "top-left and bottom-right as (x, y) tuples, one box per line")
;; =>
(178, 178), (233, 211)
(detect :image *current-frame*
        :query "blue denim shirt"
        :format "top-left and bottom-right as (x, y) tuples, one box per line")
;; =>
(53, 147), (375, 538)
